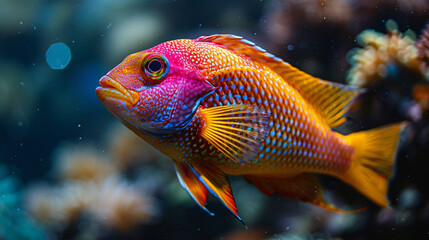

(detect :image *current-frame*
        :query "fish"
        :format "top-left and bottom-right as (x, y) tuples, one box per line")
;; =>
(96, 34), (404, 223)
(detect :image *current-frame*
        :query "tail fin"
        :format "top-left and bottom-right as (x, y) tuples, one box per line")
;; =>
(341, 123), (405, 207)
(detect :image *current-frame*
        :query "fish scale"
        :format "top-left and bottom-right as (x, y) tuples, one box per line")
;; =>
(199, 65), (353, 176)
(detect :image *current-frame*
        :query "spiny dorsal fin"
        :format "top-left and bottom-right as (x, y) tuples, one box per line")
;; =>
(196, 34), (363, 128)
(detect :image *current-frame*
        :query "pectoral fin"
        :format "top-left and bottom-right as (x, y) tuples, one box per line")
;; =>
(244, 173), (366, 213)
(198, 105), (269, 163)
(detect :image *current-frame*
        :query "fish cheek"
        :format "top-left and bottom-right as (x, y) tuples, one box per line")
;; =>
(170, 78), (216, 127)
(136, 82), (179, 124)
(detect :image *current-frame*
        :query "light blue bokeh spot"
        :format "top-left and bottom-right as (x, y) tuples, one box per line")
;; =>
(46, 42), (71, 70)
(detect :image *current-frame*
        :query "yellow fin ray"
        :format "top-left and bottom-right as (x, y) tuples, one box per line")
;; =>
(199, 105), (269, 163)
(341, 122), (406, 207)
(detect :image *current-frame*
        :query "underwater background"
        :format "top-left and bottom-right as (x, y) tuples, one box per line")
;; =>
(1, 0), (429, 239)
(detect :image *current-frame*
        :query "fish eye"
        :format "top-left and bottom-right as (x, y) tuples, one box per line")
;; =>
(141, 53), (169, 81)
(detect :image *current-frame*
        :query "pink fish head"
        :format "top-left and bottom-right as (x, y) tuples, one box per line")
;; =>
(96, 39), (216, 135)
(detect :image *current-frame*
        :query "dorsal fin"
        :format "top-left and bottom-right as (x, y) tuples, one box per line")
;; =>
(196, 34), (364, 128)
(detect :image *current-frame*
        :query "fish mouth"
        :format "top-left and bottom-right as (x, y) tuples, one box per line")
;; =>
(96, 76), (139, 105)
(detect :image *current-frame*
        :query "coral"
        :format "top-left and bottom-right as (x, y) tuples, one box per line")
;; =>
(88, 177), (159, 231)
(412, 84), (429, 115)
(25, 181), (92, 226)
(26, 177), (159, 232)
(26, 143), (160, 234)
(416, 23), (429, 75)
(347, 20), (423, 87)
(0, 165), (47, 240)
(53, 143), (117, 182)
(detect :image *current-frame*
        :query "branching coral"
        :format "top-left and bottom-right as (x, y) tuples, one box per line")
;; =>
(53, 144), (117, 182)
(346, 20), (425, 87)
(25, 142), (160, 234)
(88, 177), (159, 231)
(416, 23), (429, 76)
(26, 181), (92, 227)
(26, 177), (159, 232)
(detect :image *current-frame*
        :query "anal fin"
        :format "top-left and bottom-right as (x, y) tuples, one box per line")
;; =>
(192, 163), (245, 225)
(174, 162), (213, 215)
(244, 173), (366, 213)
(175, 161), (245, 225)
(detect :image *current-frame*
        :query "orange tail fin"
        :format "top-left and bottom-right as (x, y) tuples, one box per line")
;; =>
(341, 123), (405, 207)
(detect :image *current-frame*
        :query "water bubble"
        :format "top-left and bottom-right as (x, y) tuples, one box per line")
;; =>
(19, 82), (24, 86)
(78, 137), (82, 141)
(77, 124), (81, 128)
(107, 23), (112, 28)
(46, 42), (72, 70)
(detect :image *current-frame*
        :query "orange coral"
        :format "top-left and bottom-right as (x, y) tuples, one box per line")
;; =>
(88, 177), (159, 231)
(347, 20), (424, 87)
(26, 178), (158, 231)
(416, 23), (429, 75)
(26, 142), (160, 232)
(53, 144), (117, 182)
(26, 182), (92, 226)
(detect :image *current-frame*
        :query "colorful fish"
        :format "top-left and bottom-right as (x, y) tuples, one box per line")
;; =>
(96, 35), (403, 223)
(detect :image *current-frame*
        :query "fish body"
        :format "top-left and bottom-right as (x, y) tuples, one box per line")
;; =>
(96, 35), (403, 222)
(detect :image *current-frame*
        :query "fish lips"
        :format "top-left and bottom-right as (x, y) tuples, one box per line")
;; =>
(96, 75), (140, 105)
(96, 75), (178, 134)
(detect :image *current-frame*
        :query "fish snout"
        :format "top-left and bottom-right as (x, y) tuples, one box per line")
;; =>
(96, 75), (140, 105)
